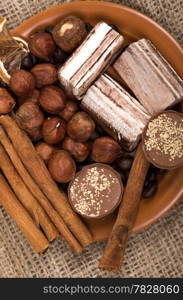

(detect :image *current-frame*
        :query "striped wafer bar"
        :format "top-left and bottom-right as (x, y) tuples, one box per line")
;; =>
(58, 22), (124, 99)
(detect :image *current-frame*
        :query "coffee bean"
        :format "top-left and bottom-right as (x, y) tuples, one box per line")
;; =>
(109, 24), (119, 32)
(156, 168), (167, 175)
(21, 54), (33, 70)
(90, 131), (100, 141)
(60, 183), (68, 192)
(143, 180), (158, 198)
(53, 47), (68, 64)
(29, 53), (38, 66)
(45, 26), (54, 34)
(85, 23), (93, 32)
(116, 156), (133, 171)
(95, 125), (106, 136)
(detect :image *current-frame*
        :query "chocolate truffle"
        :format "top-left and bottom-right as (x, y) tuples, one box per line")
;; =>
(142, 110), (183, 169)
(68, 163), (123, 219)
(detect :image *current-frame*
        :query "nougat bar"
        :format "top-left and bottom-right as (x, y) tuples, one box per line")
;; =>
(81, 74), (151, 151)
(113, 39), (183, 116)
(58, 22), (124, 99)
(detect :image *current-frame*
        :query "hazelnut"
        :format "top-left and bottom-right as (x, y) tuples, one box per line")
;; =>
(10, 69), (36, 97)
(16, 102), (44, 132)
(42, 116), (66, 144)
(62, 136), (90, 162)
(39, 85), (66, 114)
(91, 137), (121, 163)
(27, 126), (42, 142)
(48, 150), (76, 183)
(31, 63), (58, 88)
(28, 32), (56, 60)
(35, 142), (57, 164)
(52, 16), (87, 52)
(0, 88), (16, 114)
(67, 112), (95, 142)
(58, 100), (78, 121)
(19, 89), (40, 106)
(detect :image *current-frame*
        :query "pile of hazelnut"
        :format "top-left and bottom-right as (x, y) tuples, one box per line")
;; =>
(0, 16), (165, 198)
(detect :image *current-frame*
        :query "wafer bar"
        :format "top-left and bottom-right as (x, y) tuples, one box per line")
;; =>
(113, 39), (183, 116)
(58, 22), (124, 99)
(81, 74), (150, 150)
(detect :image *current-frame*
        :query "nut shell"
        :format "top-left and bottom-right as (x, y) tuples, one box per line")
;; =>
(92, 137), (121, 163)
(62, 136), (90, 162)
(58, 100), (78, 121)
(48, 150), (76, 183)
(52, 16), (87, 52)
(35, 142), (57, 164)
(67, 112), (95, 142)
(10, 69), (36, 97)
(0, 88), (16, 114)
(39, 85), (66, 114)
(31, 63), (58, 88)
(16, 102), (44, 132)
(28, 32), (56, 60)
(42, 116), (66, 144)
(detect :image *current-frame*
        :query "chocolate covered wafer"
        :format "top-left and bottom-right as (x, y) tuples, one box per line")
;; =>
(58, 22), (124, 99)
(114, 39), (183, 116)
(81, 73), (150, 151)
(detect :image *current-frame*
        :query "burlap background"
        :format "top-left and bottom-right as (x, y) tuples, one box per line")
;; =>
(0, 0), (182, 278)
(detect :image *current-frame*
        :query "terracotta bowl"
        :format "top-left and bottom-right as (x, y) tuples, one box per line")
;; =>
(12, 1), (183, 242)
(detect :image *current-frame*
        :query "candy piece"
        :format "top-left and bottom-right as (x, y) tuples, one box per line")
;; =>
(142, 110), (183, 169)
(58, 22), (124, 99)
(68, 163), (123, 219)
(114, 39), (183, 116)
(81, 73), (150, 151)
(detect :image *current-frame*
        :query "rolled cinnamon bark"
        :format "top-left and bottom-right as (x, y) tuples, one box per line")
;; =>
(0, 143), (58, 242)
(0, 116), (92, 248)
(0, 126), (82, 253)
(0, 173), (49, 253)
(99, 143), (149, 272)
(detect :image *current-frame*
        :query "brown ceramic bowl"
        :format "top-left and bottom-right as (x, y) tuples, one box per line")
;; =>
(12, 1), (183, 241)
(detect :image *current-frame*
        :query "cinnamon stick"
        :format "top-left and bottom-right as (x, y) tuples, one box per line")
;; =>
(0, 125), (82, 253)
(0, 115), (93, 247)
(0, 173), (49, 253)
(99, 143), (149, 272)
(0, 143), (58, 242)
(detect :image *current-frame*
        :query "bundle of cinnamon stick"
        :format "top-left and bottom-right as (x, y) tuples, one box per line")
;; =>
(0, 115), (92, 253)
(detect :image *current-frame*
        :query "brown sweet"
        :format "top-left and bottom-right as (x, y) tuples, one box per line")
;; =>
(42, 116), (66, 144)
(67, 112), (95, 142)
(35, 142), (57, 164)
(0, 88), (16, 114)
(28, 32), (56, 60)
(142, 110), (183, 169)
(48, 150), (76, 183)
(52, 15), (87, 52)
(31, 63), (58, 88)
(10, 69), (36, 97)
(92, 137), (121, 163)
(62, 136), (90, 162)
(16, 102), (44, 133)
(58, 100), (78, 122)
(39, 85), (66, 114)
(68, 163), (123, 219)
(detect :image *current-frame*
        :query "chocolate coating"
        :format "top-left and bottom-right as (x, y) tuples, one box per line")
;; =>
(142, 110), (183, 169)
(68, 163), (123, 219)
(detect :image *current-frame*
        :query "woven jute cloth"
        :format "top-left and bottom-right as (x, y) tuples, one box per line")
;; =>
(0, 0), (183, 278)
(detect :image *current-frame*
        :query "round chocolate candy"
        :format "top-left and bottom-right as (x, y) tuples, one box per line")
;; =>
(142, 110), (183, 169)
(68, 163), (123, 219)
